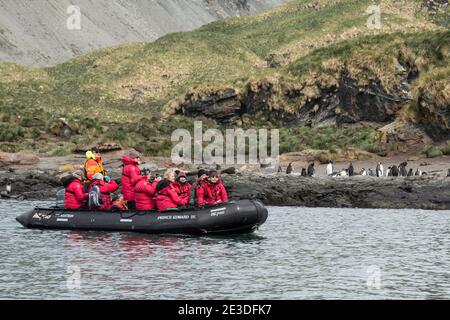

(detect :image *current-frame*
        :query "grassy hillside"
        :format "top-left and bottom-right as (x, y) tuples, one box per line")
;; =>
(0, 0), (447, 157)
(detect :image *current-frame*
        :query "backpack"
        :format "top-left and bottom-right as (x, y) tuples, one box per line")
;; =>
(88, 185), (104, 209)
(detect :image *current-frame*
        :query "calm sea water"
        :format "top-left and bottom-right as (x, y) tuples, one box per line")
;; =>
(1, 200), (449, 299)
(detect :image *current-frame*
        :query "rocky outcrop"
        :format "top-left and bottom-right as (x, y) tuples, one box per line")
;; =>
(175, 64), (414, 128)
(2, 170), (450, 210)
(416, 91), (450, 141)
(177, 88), (242, 124)
(245, 65), (412, 127)
(223, 174), (450, 210)
(422, 0), (449, 11)
(379, 121), (432, 150)
(0, 153), (40, 167)
(241, 78), (295, 125)
(0, 170), (61, 200)
(47, 118), (81, 138)
(336, 67), (411, 124)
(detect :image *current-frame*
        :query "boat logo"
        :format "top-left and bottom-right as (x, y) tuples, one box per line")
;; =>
(32, 213), (52, 220)
(210, 208), (226, 217)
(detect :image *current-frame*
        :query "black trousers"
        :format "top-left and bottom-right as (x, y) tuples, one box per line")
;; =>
(127, 201), (136, 210)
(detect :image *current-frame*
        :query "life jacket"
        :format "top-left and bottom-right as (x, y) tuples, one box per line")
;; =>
(83, 156), (106, 181)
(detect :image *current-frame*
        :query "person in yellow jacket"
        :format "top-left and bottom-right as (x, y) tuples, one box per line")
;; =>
(83, 147), (106, 181)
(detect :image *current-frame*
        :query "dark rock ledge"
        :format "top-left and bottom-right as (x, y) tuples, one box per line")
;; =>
(2, 170), (450, 210)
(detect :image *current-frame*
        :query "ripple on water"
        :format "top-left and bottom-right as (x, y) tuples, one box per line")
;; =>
(1, 201), (450, 299)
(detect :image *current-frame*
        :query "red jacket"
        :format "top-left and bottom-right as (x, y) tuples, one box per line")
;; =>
(198, 179), (228, 206)
(172, 181), (192, 204)
(155, 180), (188, 211)
(64, 178), (88, 209)
(134, 176), (158, 211)
(190, 179), (205, 206)
(121, 156), (141, 202)
(88, 179), (119, 210)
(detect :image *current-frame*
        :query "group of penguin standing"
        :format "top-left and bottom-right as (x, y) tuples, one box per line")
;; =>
(278, 161), (450, 177)
(279, 162), (315, 176)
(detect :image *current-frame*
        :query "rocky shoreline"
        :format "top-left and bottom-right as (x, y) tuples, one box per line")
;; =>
(1, 170), (450, 210)
(223, 174), (450, 210)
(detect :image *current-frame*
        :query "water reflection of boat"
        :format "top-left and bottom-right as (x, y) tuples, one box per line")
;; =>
(16, 200), (268, 236)
(64, 231), (180, 262)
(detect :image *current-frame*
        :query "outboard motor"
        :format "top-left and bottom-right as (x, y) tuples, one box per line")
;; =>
(56, 188), (65, 208)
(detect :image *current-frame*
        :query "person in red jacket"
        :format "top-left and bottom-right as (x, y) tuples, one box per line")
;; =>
(155, 169), (189, 211)
(88, 173), (119, 210)
(135, 170), (161, 211)
(198, 170), (228, 206)
(121, 149), (142, 210)
(63, 171), (88, 210)
(189, 169), (208, 206)
(172, 171), (192, 204)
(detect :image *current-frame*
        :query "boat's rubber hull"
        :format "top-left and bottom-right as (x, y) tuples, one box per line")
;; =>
(16, 200), (268, 235)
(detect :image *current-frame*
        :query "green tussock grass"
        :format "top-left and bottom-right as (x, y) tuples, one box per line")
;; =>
(422, 144), (444, 158)
(278, 126), (377, 154)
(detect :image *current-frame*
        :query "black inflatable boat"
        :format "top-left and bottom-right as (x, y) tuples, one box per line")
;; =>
(16, 200), (268, 235)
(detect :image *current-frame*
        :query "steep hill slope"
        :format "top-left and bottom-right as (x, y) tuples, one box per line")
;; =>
(0, 0), (287, 66)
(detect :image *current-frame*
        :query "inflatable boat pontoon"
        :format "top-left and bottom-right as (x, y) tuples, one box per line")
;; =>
(16, 200), (268, 235)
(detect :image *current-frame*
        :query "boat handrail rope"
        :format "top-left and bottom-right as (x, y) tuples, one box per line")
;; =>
(120, 211), (150, 219)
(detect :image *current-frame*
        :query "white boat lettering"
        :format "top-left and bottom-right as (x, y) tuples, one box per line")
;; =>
(210, 208), (226, 217)
(120, 219), (133, 223)
(157, 215), (192, 220)
(172, 215), (190, 220)
(56, 218), (68, 222)
(58, 214), (74, 218)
